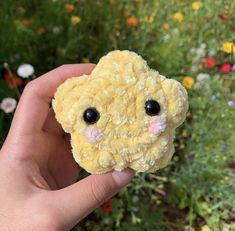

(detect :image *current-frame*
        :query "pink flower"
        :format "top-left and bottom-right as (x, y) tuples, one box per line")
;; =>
(0, 98), (17, 113)
(204, 57), (215, 68)
(220, 63), (232, 73)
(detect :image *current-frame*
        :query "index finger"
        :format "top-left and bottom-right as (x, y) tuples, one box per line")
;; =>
(11, 64), (96, 135)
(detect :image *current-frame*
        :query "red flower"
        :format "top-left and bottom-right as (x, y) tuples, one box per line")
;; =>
(3, 71), (23, 89)
(220, 63), (232, 73)
(126, 16), (138, 27)
(204, 57), (215, 68)
(218, 13), (230, 22)
(102, 199), (112, 213)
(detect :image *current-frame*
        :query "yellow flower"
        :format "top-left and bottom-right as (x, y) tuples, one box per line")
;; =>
(192, 1), (202, 10)
(163, 22), (170, 30)
(71, 16), (81, 25)
(182, 76), (195, 89)
(222, 42), (235, 54)
(201, 225), (211, 231)
(182, 129), (188, 138)
(144, 16), (154, 24)
(173, 12), (184, 22)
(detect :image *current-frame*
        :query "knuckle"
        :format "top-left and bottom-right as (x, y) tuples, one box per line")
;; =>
(89, 177), (117, 205)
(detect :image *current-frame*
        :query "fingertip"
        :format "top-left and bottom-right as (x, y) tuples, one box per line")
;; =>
(111, 168), (134, 188)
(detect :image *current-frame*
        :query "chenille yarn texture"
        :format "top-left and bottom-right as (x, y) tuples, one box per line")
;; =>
(52, 50), (188, 174)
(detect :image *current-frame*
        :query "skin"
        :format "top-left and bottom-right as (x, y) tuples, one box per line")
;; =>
(0, 64), (134, 231)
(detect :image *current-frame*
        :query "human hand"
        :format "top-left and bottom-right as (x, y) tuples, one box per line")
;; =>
(0, 64), (134, 231)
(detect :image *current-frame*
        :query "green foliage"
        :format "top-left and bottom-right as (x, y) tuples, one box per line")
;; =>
(1, 0), (235, 230)
(169, 78), (235, 229)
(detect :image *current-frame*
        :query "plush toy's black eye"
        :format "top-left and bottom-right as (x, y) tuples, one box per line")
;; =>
(83, 107), (100, 124)
(145, 99), (160, 116)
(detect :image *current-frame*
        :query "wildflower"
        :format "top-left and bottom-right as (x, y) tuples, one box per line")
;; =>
(102, 199), (112, 213)
(201, 225), (211, 231)
(194, 73), (210, 89)
(144, 16), (154, 24)
(196, 73), (210, 82)
(0, 98), (17, 113)
(17, 64), (35, 78)
(219, 12), (230, 21)
(211, 95), (217, 101)
(204, 57), (215, 68)
(37, 27), (45, 35)
(192, 1), (202, 10)
(71, 16), (81, 25)
(52, 26), (60, 34)
(163, 22), (170, 30)
(65, 3), (74, 13)
(163, 34), (171, 42)
(173, 12), (184, 22)
(3, 71), (23, 89)
(182, 76), (195, 89)
(227, 100), (235, 107)
(222, 42), (234, 54)
(127, 16), (138, 27)
(220, 63), (232, 73)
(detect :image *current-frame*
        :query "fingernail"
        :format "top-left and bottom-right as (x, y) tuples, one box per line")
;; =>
(112, 168), (134, 188)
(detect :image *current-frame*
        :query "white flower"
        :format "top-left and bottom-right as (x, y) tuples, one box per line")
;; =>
(52, 26), (60, 34)
(196, 47), (205, 56)
(197, 73), (210, 82)
(0, 98), (17, 113)
(227, 100), (235, 107)
(194, 73), (210, 89)
(17, 64), (34, 78)
(200, 43), (207, 49)
(163, 34), (171, 42)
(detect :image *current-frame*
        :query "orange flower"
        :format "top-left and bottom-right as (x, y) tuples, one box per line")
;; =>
(3, 71), (23, 89)
(65, 3), (74, 13)
(127, 16), (138, 27)
(37, 27), (45, 35)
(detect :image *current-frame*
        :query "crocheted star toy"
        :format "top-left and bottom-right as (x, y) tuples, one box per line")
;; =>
(52, 50), (188, 174)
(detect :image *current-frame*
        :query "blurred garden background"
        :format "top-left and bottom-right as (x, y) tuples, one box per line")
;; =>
(0, 0), (235, 230)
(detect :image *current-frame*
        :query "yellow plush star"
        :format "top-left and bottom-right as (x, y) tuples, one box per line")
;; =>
(53, 50), (188, 174)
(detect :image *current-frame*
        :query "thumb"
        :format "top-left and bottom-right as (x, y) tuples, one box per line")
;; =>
(49, 168), (134, 229)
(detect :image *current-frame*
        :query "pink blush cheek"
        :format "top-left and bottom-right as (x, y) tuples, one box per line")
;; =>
(84, 126), (104, 143)
(148, 116), (167, 135)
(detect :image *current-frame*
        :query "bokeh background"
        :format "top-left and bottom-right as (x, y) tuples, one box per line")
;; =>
(1, 0), (235, 230)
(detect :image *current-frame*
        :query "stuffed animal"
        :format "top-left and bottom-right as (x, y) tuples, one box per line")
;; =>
(52, 50), (188, 174)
